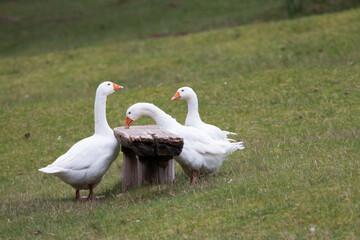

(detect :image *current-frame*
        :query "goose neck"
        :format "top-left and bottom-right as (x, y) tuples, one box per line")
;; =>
(143, 105), (175, 129)
(186, 95), (201, 123)
(94, 93), (112, 135)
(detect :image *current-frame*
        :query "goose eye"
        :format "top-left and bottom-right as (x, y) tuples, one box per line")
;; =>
(181, 89), (184, 92)
(108, 83), (110, 86)
(128, 112), (131, 114)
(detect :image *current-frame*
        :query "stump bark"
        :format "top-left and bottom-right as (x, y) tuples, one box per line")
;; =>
(114, 125), (183, 192)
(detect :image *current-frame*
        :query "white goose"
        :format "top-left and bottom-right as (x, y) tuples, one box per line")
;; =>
(171, 87), (236, 141)
(125, 103), (244, 184)
(39, 82), (123, 200)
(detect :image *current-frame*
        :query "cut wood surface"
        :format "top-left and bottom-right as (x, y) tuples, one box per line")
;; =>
(114, 125), (184, 157)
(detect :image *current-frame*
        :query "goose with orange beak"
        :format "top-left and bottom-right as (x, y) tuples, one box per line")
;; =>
(125, 116), (133, 129)
(39, 82), (123, 200)
(171, 86), (237, 141)
(171, 91), (181, 100)
(124, 103), (244, 184)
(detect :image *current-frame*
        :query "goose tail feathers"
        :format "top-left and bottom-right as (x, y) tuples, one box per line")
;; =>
(224, 131), (237, 136)
(38, 165), (65, 174)
(225, 141), (245, 154)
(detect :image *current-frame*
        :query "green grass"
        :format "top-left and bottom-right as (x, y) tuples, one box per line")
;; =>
(1, 1), (360, 239)
(1, 0), (359, 57)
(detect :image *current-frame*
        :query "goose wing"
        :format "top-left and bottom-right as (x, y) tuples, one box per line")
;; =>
(178, 126), (228, 155)
(43, 136), (116, 172)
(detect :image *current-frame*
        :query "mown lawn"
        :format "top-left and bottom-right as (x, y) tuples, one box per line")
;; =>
(1, 1), (360, 239)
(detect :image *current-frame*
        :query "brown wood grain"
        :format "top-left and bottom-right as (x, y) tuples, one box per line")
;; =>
(114, 125), (183, 191)
(114, 125), (183, 157)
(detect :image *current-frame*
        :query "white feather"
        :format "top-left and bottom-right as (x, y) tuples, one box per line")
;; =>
(173, 87), (239, 141)
(126, 103), (244, 178)
(39, 82), (121, 191)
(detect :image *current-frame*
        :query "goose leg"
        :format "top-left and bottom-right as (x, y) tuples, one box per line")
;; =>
(88, 184), (95, 200)
(190, 170), (199, 185)
(75, 189), (81, 200)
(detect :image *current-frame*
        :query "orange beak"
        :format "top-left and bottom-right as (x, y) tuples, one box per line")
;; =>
(171, 91), (181, 100)
(125, 117), (134, 129)
(113, 83), (123, 91)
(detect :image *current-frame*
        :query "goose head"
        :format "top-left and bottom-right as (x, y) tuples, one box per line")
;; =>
(97, 81), (123, 96)
(125, 103), (175, 129)
(125, 103), (146, 129)
(171, 86), (195, 100)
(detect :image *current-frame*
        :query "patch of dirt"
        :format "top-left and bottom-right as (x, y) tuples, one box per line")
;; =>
(174, 31), (188, 36)
(167, 2), (181, 8)
(252, 19), (265, 24)
(0, 16), (21, 23)
(306, 3), (325, 12)
(150, 33), (168, 38)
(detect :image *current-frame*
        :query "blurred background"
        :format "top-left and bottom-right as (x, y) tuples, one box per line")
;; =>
(1, 0), (360, 57)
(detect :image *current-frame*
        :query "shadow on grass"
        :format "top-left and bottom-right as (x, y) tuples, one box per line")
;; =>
(1, 170), (231, 220)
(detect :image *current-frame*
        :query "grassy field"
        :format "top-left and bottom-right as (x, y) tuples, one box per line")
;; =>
(1, 0), (360, 239)
(1, 0), (359, 57)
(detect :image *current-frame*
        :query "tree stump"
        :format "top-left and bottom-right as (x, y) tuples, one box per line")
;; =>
(114, 125), (184, 192)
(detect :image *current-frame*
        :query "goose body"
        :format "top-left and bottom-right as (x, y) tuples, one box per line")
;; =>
(171, 87), (236, 141)
(39, 82), (122, 200)
(125, 103), (244, 183)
